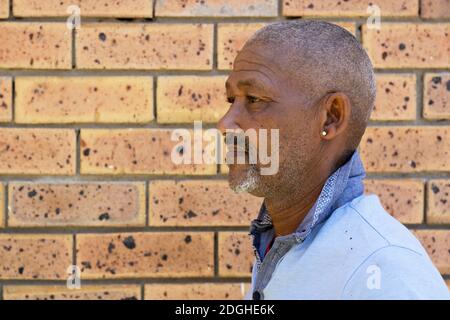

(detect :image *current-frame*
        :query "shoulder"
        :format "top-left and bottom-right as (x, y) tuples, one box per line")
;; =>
(322, 194), (449, 299)
(341, 244), (450, 299)
(323, 194), (426, 254)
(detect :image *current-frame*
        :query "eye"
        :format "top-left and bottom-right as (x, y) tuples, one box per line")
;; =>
(247, 95), (262, 104)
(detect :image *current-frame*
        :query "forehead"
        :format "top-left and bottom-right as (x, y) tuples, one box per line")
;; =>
(226, 45), (285, 91)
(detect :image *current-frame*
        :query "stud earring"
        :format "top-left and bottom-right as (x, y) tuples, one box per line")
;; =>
(321, 130), (327, 136)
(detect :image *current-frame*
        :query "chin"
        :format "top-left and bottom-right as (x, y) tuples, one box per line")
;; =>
(227, 164), (262, 195)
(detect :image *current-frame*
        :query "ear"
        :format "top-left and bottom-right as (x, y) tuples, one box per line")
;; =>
(319, 92), (351, 140)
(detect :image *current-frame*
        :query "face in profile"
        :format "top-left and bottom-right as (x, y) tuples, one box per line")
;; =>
(217, 42), (323, 199)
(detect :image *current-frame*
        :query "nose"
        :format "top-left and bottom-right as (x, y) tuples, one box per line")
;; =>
(216, 103), (242, 135)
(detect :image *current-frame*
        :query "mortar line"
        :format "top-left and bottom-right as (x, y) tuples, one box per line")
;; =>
(145, 180), (149, 227)
(1, 16), (449, 23)
(75, 129), (80, 175)
(213, 23), (218, 71)
(71, 25), (76, 69)
(423, 179), (429, 225)
(4, 182), (8, 228)
(10, 75), (15, 124)
(0, 277), (252, 286)
(0, 171), (450, 182)
(0, 223), (448, 234)
(214, 231), (219, 277)
(1, 119), (450, 129)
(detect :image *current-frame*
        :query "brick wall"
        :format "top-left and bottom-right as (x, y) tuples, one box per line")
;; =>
(0, 0), (449, 300)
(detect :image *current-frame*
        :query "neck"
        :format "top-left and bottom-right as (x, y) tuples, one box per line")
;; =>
(265, 179), (326, 237)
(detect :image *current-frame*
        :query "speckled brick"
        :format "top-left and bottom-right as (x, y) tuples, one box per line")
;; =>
(423, 73), (450, 120)
(145, 283), (250, 300)
(0, 77), (12, 122)
(76, 23), (213, 70)
(0, 128), (76, 175)
(0, 183), (4, 227)
(283, 0), (418, 17)
(360, 127), (450, 173)
(364, 179), (424, 224)
(13, 0), (153, 18)
(3, 285), (141, 300)
(371, 74), (416, 121)
(80, 129), (217, 175)
(0, 0), (8, 19)
(362, 23), (450, 68)
(0, 23), (71, 69)
(421, 0), (450, 19)
(157, 76), (228, 123)
(217, 22), (355, 70)
(76, 232), (214, 278)
(149, 180), (261, 226)
(427, 180), (450, 224)
(217, 23), (265, 70)
(413, 230), (450, 274)
(156, 0), (277, 17)
(218, 232), (253, 277)
(8, 182), (145, 227)
(15, 77), (154, 124)
(0, 234), (72, 279)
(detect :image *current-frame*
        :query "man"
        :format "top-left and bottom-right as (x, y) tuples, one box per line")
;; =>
(217, 20), (449, 300)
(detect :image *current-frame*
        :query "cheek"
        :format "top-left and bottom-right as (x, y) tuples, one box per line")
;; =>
(277, 120), (320, 164)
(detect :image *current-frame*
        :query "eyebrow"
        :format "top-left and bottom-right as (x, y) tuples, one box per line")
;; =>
(226, 76), (272, 94)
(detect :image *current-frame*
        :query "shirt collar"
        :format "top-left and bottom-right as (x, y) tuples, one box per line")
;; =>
(250, 150), (366, 242)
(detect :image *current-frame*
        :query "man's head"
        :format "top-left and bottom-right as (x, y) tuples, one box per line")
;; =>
(217, 20), (375, 199)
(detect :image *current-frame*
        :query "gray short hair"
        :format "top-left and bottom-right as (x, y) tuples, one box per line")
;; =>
(244, 20), (376, 151)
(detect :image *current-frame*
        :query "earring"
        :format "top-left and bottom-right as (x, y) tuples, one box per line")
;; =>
(321, 130), (327, 136)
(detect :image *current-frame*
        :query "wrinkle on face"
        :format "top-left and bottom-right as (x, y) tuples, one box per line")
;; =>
(219, 42), (321, 198)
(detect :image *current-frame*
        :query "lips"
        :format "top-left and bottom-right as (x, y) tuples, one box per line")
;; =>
(223, 134), (256, 165)
(228, 145), (248, 153)
(225, 143), (252, 165)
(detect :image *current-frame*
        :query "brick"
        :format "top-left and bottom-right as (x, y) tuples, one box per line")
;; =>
(283, 0), (418, 17)
(157, 76), (227, 123)
(427, 180), (450, 224)
(364, 179), (424, 224)
(0, 23), (71, 69)
(423, 73), (450, 120)
(0, 183), (4, 227)
(0, 0), (8, 19)
(421, 0), (450, 19)
(218, 232), (253, 277)
(0, 128), (76, 175)
(156, 0), (277, 17)
(362, 23), (450, 69)
(145, 283), (250, 300)
(149, 180), (261, 226)
(76, 232), (214, 278)
(80, 129), (216, 175)
(13, 0), (153, 18)
(15, 77), (154, 124)
(371, 74), (416, 121)
(8, 182), (145, 227)
(3, 285), (141, 300)
(0, 77), (11, 122)
(413, 230), (450, 275)
(76, 24), (213, 70)
(217, 22), (355, 70)
(360, 127), (450, 173)
(0, 234), (72, 279)
(217, 23), (265, 71)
